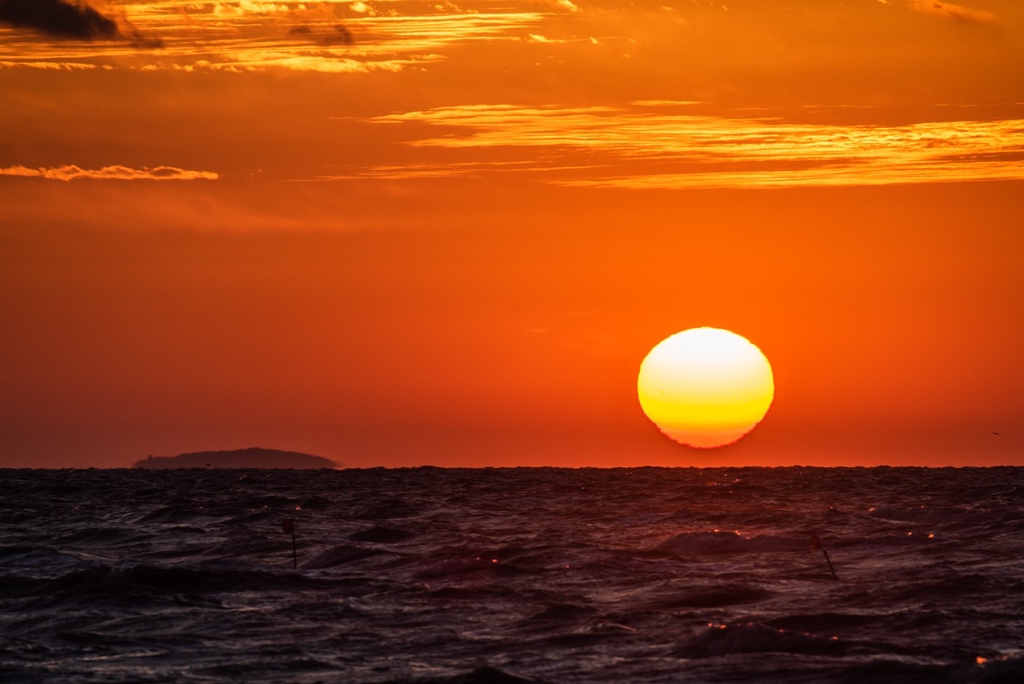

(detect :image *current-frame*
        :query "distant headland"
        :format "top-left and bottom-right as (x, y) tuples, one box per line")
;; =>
(133, 447), (341, 469)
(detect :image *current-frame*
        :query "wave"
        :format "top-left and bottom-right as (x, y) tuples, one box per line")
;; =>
(515, 602), (597, 631)
(353, 497), (426, 520)
(348, 526), (416, 544)
(674, 621), (852, 658)
(657, 531), (807, 555)
(767, 612), (892, 633)
(866, 505), (1000, 526)
(0, 544), (84, 574)
(52, 526), (153, 549)
(412, 555), (533, 580)
(380, 666), (545, 684)
(4, 563), (336, 608)
(656, 584), (775, 609)
(302, 544), (393, 569)
(136, 503), (210, 524)
(954, 654), (1024, 683)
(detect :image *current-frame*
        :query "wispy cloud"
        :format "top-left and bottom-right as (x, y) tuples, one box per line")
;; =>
(356, 103), (1024, 188)
(0, 0), (554, 72)
(0, 59), (106, 70)
(903, 0), (996, 24)
(0, 164), (219, 181)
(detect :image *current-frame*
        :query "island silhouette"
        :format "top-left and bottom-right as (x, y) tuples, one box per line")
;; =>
(133, 447), (340, 469)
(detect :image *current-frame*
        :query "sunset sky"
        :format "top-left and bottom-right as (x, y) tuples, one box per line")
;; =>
(1, 0), (1022, 468)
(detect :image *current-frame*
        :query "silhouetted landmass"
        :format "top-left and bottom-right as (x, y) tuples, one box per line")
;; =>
(133, 447), (340, 470)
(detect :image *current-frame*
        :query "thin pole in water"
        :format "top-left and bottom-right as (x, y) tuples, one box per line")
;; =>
(283, 518), (297, 568)
(810, 534), (837, 579)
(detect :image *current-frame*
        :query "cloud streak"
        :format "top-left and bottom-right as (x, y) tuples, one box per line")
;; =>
(0, 164), (220, 181)
(357, 103), (1024, 188)
(0, 0), (119, 39)
(904, 0), (996, 24)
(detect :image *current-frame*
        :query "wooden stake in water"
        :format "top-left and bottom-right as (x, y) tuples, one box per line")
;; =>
(282, 518), (297, 568)
(810, 534), (837, 579)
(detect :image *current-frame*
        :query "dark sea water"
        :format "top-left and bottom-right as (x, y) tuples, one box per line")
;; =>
(2, 467), (1023, 683)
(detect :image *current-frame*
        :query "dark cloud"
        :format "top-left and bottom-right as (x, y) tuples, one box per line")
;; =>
(0, 0), (119, 40)
(287, 23), (353, 46)
(129, 29), (164, 49)
(321, 24), (353, 46)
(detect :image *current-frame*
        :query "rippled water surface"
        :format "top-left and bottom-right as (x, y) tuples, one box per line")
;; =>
(2, 467), (1023, 683)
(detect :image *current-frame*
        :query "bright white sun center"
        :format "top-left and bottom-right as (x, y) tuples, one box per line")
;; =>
(637, 327), (774, 448)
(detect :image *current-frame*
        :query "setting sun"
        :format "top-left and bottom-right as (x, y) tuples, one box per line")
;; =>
(637, 328), (774, 449)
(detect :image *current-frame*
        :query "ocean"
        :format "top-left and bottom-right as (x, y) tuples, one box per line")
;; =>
(1, 467), (1022, 683)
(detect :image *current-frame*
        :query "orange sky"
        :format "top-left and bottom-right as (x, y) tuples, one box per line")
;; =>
(1, 0), (1022, 468)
